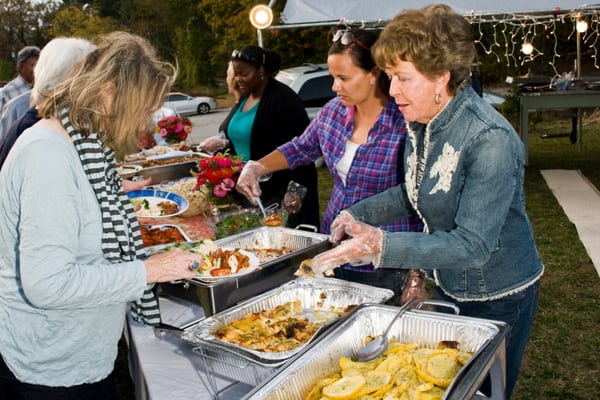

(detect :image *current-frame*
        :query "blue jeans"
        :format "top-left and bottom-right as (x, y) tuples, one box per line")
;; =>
(435, 280), (540, 399)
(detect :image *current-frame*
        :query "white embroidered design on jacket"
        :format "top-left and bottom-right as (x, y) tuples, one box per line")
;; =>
(429, 142), (459, 194)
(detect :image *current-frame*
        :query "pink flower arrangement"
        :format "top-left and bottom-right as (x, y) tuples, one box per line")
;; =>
(195, 152), (245, 207)
(155, 115), (192, 144)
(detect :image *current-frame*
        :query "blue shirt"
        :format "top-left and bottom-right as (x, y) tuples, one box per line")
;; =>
(227, 97), (258, 161)
(346, 86), (544, 300)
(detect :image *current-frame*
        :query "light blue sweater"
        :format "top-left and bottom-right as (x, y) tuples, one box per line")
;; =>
(0, 126), (148, 386)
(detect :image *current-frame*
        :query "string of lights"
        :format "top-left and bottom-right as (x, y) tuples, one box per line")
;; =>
(334, 7), (600, 80)
(469, 9), (599, 78)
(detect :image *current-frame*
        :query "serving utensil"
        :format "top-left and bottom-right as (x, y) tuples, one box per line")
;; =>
(354, 298), (416, 362)
(254, 172), (273, 218)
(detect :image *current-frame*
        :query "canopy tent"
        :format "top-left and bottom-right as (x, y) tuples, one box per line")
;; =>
(262, 1), (600, 74)
(273, 0), (600, 28)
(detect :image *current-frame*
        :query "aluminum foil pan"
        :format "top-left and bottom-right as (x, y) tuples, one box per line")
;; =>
(242, 303), (505, 400)
(183, 278), (394, 364)
(216, 226), (328, 257)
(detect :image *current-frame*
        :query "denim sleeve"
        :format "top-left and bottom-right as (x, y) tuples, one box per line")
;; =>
(346, 183), (414, 225)
(378, 128), (521, 270)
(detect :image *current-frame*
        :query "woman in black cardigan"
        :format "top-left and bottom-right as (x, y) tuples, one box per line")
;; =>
(200, 45), (320, 229)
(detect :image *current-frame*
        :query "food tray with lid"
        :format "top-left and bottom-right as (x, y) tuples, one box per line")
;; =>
(242, 303), (508, 400)
(181, 278), (393, 386)
(156, 226), (331, 318)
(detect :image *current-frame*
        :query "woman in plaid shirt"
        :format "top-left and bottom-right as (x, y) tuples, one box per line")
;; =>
(236, 29), (422, 303)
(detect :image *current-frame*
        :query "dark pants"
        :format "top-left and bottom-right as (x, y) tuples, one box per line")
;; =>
(334, 267), (408, 305)
(0, 355), (118, 400)
(435, 280), (540, 399)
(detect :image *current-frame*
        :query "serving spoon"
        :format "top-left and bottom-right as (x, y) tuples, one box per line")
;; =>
(355, 298), (416, 362)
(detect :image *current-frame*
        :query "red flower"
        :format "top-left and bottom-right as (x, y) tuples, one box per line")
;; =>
(195, 152), (244, 206)
(155, 115), (192, 144)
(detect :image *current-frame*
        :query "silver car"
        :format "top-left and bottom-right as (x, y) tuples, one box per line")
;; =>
(163, 91), (218, 115)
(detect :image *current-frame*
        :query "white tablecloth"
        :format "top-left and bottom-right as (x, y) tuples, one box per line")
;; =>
(125, 296), (254, 400)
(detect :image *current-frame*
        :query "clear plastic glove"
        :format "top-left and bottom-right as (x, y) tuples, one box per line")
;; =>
(197, 134), (229, 153)
(329, 210), (356, 244)
(236, 160), (271, 203)
(312, 221), (383, 274)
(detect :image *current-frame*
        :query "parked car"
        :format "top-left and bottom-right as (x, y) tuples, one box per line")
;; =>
(152, 105), (178, 124)
(276, 63), (505, 117)
(163, 91), (217, 116)
(275, 63), (335, 120)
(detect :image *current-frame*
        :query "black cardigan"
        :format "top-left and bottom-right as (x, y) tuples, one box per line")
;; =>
(220, 78), (320, 229)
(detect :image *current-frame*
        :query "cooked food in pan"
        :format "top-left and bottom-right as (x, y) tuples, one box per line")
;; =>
(140, 225), (187, 246)
(214, 300), (353, 353)
(304, 340), (473, 400)
(295, 259), (333, 278)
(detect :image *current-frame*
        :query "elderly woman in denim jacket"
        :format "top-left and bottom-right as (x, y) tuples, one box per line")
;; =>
(312, 5), (543, 399)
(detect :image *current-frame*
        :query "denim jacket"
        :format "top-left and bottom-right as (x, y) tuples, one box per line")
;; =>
(347, 86), (544, 301)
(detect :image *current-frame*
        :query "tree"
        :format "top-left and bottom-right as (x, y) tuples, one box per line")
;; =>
(48, 4), (124, 39)
(0, 0), (59, 80)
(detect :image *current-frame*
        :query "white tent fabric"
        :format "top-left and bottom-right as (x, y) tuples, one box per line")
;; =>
(277, 0), (600, 27)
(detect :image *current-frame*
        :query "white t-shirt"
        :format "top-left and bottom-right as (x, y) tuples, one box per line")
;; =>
(336, 140), (359, 185)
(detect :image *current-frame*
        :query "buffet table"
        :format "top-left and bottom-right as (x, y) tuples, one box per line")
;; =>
(519, 90), (600, 163)
(125, 297), (255, 400)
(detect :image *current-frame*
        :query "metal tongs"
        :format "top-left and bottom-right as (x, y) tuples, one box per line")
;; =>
(255, 197), (268, 218)
(254, 172), (273, 218)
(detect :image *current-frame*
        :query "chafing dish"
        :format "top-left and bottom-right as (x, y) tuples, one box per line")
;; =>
(157, 226), (331, 318)
(242, 303), (508, 400)
(182, 278), (394, 386)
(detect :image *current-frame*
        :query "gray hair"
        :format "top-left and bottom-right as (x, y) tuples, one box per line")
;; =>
(16, 46), (40, 66)
(30, 38), (96, 105)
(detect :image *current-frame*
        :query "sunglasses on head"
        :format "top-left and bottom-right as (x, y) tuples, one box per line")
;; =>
(333, 30), (370, 51)
(231, 49), (265, 66)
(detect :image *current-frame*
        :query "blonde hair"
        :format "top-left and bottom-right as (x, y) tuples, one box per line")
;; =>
(37, 31), (177, 151)
(372, 4), (475, 95)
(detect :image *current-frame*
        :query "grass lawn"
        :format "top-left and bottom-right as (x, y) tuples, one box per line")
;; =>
(117, 110), (600, 399)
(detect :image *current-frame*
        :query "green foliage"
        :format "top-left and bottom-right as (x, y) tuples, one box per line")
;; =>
(0, 60), (14, 82)
(48, 5), (124, 39)
(499, 85), (520, 124)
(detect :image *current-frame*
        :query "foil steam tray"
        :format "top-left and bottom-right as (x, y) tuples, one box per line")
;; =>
(191, 226), (330, 285)
(182, 278), (394, 364)
(242, 303), (508, 400)
(216, 226), (327, 256)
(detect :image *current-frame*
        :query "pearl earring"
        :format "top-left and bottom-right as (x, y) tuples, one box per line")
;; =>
(435, 93), (441, 104)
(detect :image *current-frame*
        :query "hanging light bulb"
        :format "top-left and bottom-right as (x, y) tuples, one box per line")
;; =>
(576, 19), (588, 33)
(521, 42), (534, 55)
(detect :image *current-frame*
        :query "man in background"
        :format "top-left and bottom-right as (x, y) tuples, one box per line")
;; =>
(0, 46), (40, 114)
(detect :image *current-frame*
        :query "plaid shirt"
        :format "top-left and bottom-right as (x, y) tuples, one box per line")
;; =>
(280, 97), (423, 271)
(0, 76), (31, 114)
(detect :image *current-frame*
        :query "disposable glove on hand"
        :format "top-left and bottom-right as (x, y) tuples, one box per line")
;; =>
(329, 210), (356, 243)
(312, 221), (383, 274)
(235, 160), (271, 203)
(198, 134), (229, 153)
